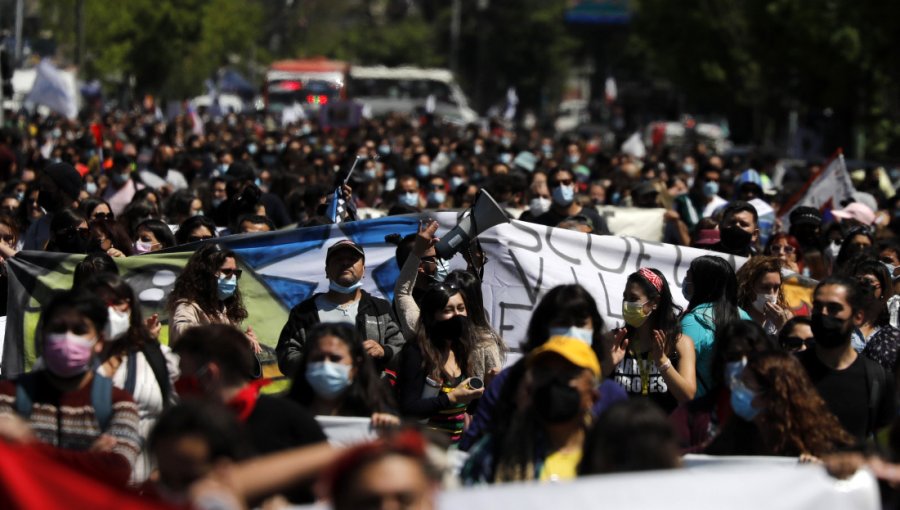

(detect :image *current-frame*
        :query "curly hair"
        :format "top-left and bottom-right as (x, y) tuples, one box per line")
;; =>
(735, 255), (789, 312)
(167, 244), (248, 325)
(748, 351), (855, 456)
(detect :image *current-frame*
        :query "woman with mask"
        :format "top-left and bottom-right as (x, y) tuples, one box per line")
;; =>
(765, 233), (804, 274)
(0, 288), (141, 486)
(833, 226), (875, 273)
(705, 351), (855, 457)
(395, 282), (485, 444)
(133, 219), (176, 254)
(462, 336), (601, 484)
(606, 268), (696, 413)
(167, 244), (261, 353)
(670, 320), (777, 451)
(842, 257), (900, 373)
(88, 218), (134, 258)
(290, 323), (399, 431)
(80, 273), (178, 483)
(680, 255), (750, 397)
(735, 256), (794, 338)
(446, 270), (506, 379)
(45, 208), (91, 253)
(672, 167), (727, 233)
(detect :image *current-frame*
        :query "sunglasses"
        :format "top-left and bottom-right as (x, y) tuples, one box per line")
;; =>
(218, 268), (243, 279)
(92, 212), (114, 221)
(551, 179), (573, 187)
(782, 336), (813, 351)
(188, 235), (215, 243)
(769, 245), (795, 254)
(431, 282), (458, 293)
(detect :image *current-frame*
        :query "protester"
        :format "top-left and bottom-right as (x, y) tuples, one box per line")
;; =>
(833, 226), (875, 272)
(735, 256), (794, 337)
(0, 289), (141, 486)
(167, 244), (261, 353)
(525, 168), (610, 235)
(172, 324), (327, 503)
(680, 255), (750, 397)
(798, 276), (896, 442)
(672, 165), (727, 233)
(45, 208), (90, 253)
(289, 322), (399, 426)
(237, 214), (275, 233)
(765, 233), (804, 274)
(578, 399), (681, 475)
(395, 282), (485, 443)
(277, 240), (404, 375)
(705, 351), (856, 457)
(778, 316), (814, 353)
(103, 155), (144, 217)
(23, 162), (83, 250)
(606, 267), (697, 412)
(670, 320), (777, 451)
(78, 273), (174, 482)
(133, 218), (176, 253)
(80, 197), (115, 221)
(175, 214), (218, 245)
(839, 257), (900, 373)
(88, 218), (133, 258)
(708, 201), (759, 257)
(462, 336), (600, 483)
(394, 220), (451, 338)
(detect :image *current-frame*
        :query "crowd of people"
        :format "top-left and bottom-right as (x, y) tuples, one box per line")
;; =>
(0, 107), (899, 508)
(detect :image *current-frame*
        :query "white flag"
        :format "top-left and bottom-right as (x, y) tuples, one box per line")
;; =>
(605, 76), (618, 103)
(503, 87), (518, 121)
(27, 60), (78, 119)
(620, 131), (646, 159)
(779, 152), (855, 229)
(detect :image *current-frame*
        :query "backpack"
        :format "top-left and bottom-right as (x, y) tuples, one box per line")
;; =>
(15, 372), (114, 431)
(123, 342), (172, 408)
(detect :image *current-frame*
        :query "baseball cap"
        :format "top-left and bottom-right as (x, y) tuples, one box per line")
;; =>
(529, 335), (601, 378)
(831, 202), (876, 226)
(789, 206), (822, 227)
(327, 240), (365, 262)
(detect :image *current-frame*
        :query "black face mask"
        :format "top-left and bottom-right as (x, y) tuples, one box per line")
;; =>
(811, 312), (850, 348)
(430, 315), (465, 344)
(720, 226), (753, 253)
(531, 377), (582, 424)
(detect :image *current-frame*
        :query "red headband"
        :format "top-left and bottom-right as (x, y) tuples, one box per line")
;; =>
(638, 268), (663, 292)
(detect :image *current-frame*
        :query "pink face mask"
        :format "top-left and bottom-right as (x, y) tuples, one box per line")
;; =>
(44, 332), (96, 378)
(133, 240), (154, 254)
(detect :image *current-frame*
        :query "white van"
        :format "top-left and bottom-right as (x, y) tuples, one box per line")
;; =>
(347, 66), (478, 124)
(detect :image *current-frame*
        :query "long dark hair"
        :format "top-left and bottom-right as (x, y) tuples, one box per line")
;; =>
(840, 254), (893, 326)
(79, 273), (155, 355)
(90, 218), (134, 256)
(623, 268), (682, 349)
(415, 282), (478, 381)
(46, 208), (87, 252)
(175, 215), (219, 245)
(684, 255), (741, 333)
(834, 227), (875, 271)
(135, 218), (176, 250)
(445, 269), (506, 354)
(524, 284), (605, 352)
(710, 320), (777, 391)
(168, 244), (248, 324)
(289, 323), (395, 415)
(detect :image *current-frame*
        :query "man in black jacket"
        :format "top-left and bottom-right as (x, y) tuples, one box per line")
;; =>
(276, 240), (405, 377)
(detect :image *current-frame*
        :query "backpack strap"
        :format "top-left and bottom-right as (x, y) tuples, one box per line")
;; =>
(141, 342), (172, 407)
(14, 373), (37, 419)
(91, 374), (114, 432)
(123, 353), (138, 396)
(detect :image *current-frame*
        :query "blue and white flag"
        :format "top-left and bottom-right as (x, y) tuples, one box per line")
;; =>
(27, 60), (78, 119)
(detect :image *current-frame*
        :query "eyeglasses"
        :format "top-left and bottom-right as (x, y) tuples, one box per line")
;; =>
(60, 227), (90, 239)
(188, 235), (215, 243)
(218, 268), (242, 279)
(92, 212), (114, 221)
(782, 336), (813, 351)
(769, 245), (795, 254)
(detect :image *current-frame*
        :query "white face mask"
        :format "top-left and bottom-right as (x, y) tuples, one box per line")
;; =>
(529, 197), (551, 216)
(548, 326), (594, 345)
(104, 306), (131, 341)
(753, 293), (777, 313)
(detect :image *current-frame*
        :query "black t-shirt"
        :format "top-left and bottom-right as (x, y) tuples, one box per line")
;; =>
(798, 349), (896, 441)
(529, 205), (611, 235)
(244, 395), (327, 504)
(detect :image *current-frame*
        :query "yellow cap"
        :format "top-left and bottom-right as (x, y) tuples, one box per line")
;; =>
(529, 336), (601, 378)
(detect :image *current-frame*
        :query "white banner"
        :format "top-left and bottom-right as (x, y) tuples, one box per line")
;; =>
(596, 205), (665, 242)
(780, 153), (855, 228)
(316, 416), (378, 447)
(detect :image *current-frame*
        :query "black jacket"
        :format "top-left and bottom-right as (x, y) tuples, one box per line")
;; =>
(276, 290), (405, 377)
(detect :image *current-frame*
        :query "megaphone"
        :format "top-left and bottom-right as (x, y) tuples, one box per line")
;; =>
(435, 190), (510, 260)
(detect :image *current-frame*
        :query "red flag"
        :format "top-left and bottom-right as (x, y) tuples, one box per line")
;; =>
(90, 123), (103, 148)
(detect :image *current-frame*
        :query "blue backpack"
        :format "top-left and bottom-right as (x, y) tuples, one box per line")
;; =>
(15, 372), (114, 431)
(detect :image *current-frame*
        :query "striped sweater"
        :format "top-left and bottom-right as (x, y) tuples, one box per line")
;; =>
(0, 371), (142, 486)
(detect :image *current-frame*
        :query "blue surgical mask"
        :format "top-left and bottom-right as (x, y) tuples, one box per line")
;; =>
(247, 143), (258, 155)
(683, 163), (695, 174)
(551, 184), (575, 206)
(548, 326), (594, 345)
(541, 144), (553, 154)
(499, 153), (512, 164)
(112, 172), (130, 185)
(416, 164), (430, 178)
(427, 191), (446, 206)
(85, 182), (98, 195)
(681, 277), (693, 301)
(211, 197), (225, 208)
(305, 361), (352, 399)
(301, 124), (312, 135)
(474, 145), (484, 155)
(450, 176), (465, 189)
(329, 280), (363, 294)
(702, 180), (719, 198)
(569, 154), (580, 164)
(323, 144), (334, 154)
(217, 275), (238, 300)
(723, 358), (747, 389)
(398, 191), (419, 208)
(378, 144), (391, 155)
(15, 192), (24, 202)
(364, 168), (378, 181)
(433, 258), (450, 283)
(730, 380), (760, 421)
